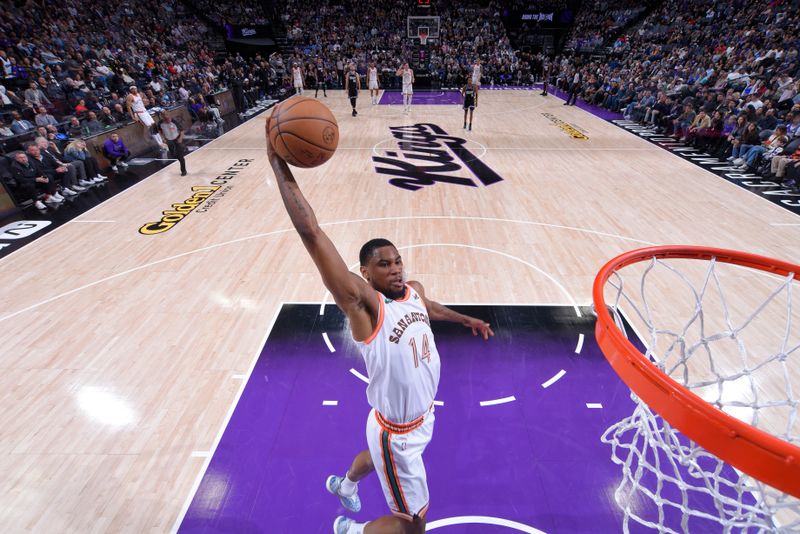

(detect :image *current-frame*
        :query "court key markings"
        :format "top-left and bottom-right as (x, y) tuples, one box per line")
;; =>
(1, 215), (654, 324)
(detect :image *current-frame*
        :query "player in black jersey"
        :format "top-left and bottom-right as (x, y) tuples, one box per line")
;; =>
(541, 61), (552, 96)
(314, 58), (328, 98)
(344, 63), (361, 117)
(461, 80), (477, 130)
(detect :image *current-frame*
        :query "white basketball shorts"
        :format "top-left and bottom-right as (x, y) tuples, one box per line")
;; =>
(137, 111), (154, 127)
(366, 406), (434, 521)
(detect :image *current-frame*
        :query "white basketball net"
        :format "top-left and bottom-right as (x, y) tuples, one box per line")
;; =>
(419, 30), (428, 46)
(600, 255), (800, 533)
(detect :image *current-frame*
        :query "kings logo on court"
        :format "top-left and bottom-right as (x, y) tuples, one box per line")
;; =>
(373, 123), (504, 191)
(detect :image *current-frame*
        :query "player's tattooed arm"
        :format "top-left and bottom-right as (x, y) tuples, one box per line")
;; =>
(268, 138), (372, 315)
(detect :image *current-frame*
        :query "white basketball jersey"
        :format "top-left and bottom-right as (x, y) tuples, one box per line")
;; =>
(369, 67), (377, 82)
(293, 68), (302, 82)
(402, 70), (413, 85)
(358, 285), (440, 424)
(131, 94), (146, 113)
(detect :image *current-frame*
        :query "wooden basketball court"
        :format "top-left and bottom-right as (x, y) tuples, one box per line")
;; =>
(1, 89), (797, 532)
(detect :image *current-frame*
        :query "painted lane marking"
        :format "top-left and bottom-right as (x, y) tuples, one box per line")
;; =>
(575, 334), (585, 354)
(322, 400), (338, 406)
(322, 332), (336, 352)
(372, 137), (487, 160)
(427, 515), (546, 533)
(171, 304), (283, 533)
(0, 213), (650, 323)
(433, 400), (444, 407)
(349, 368), (370, 384)
(586, 403), (603, 409)
(320, 241), (584, 318)
(541, 370), (566, 389)
(479, 396), (516, 407)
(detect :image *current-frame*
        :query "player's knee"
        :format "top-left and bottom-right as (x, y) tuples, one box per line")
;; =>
(403, 514), (425, 534)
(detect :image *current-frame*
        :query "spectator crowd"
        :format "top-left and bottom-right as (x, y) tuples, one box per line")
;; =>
(273, 0), (521, 89)
(547, 0), (800, 186)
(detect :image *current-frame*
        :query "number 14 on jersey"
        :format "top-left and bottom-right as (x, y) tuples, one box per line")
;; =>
(409, 334), (431, 368)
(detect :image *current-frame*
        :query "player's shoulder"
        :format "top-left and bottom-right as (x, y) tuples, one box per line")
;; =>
(406, 280), (426, 296)
(348, 272), (378, 299)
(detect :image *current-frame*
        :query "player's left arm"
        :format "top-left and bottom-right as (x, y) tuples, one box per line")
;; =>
(407, 280), (494, 340)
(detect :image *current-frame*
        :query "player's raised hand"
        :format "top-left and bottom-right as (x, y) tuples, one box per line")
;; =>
(463, 316), (494, 340)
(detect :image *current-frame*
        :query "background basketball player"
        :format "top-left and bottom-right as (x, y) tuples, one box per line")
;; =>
(461, 79), (477, 130)
(267, 139), (493, 534)
(126, 85), (164, 148)
(368, 62), (379, 105)
(541, 60), (550, 96)
(397, 63), (414, 113)
(314, 58), (328, 98)
(292, 63), (304, 95)
(471, 58), (482, 100)
(345, 63), (361, 117)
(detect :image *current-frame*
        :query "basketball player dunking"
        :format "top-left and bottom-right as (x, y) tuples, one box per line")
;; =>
(461, 79), (477, 130)
(368, 62), (380, 105)
(345, 63), (361, 117)
(396, 63), (414, 113)
(267, 141), (493, 534)
(126, 86), (165, 148)
(292, 63), (304, 96)
(471, 58), (481, 101)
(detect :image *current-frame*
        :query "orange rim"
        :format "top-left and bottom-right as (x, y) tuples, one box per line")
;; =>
(593, 245), (800, 498)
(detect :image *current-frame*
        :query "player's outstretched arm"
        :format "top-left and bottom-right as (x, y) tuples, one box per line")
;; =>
(268, 140), (371, 314)
(407, 281), (494, 340)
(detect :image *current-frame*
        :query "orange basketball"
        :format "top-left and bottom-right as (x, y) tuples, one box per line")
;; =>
(266, 96), (339, 168)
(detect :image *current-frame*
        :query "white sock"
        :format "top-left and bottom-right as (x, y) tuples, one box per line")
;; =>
(152, 133), (164, 145)
(348, 522), (366, 534)
(340, 474), (358, 496)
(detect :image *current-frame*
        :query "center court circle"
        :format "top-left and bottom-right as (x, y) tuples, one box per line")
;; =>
(427, 515), (547, 533)
(372, 137), (488, 163)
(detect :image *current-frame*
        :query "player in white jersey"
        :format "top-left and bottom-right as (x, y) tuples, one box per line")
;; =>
(268, 139), (494, 534)
(126, 85), (165, 148)
(396, 63), (414, 113)
(368, 62), (379, 105)
(292, 63), (304, 95)
(471, 59), (482, 101)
